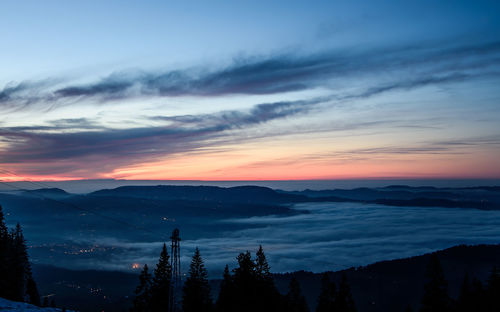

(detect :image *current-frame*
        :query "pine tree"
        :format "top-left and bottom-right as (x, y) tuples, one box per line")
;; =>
(420, 255), (450, 312)
(0, 206), (39, 304)
(337, 273), (356, 312)
(316, 273), (336, 312)
(231, 251), (256, 312)
(150, 243), (172, 312)
(0, 205), (7, 244)
(456, 273), (474, 312)
(225, 247), (282, 312)
(182, 248), (212, 312)
(0, 205), (9, 299)
(26, 277), (41, 306)
(486, 266), (500, 311)
(254, 246), (281, 312)
(255, 245), (271, 280)
(470, 277), (486, 312)
(11, 223), (32, 302)
(285, 277), (309, 312)
(132, 264), (152, 312)
(216, 265), (234, 312)
(233, 251), (255, 280)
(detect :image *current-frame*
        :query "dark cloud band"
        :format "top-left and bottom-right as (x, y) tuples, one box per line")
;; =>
(1, 39), (500, 107)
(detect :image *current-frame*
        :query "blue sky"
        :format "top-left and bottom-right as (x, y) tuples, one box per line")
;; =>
(1, 0), (500, 180)
(2, 0), (498, 82)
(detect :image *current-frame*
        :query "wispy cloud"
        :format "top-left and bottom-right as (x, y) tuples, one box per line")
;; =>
(0, 97), (328, 175)
(1, 40), (499, 108)
(1, 38), (500, 178)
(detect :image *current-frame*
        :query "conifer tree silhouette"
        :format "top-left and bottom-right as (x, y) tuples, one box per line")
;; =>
(456, 273), (474, 312)
(11, 223), (31, 302)
(404, 305), (414, 312)
(470, 277), (486, 311)
(254, 246), (280, 312)
(151, 243), (172, 312)
(132, 264), (152, 312)
(219, 247), (281, 312)
(216, 265), (235, 312)
(337, 273), (356, 312)
(0, 207), (40, 305)
(26, 277), (40, 306)
(285, 277), (309, 312)
(486, 266), (500, 311)
(232, 251), (256, 312)
(316, 273), (336, 312)
(420, 255), (450, 312)
(0, 205), (9, 299)
(182, 248), (212, 312)
(255, 245), (271, 279)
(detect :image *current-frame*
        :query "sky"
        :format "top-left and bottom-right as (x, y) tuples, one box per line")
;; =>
(1, 0), (500, 181)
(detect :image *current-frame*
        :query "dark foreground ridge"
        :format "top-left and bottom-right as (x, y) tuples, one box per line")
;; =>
(274, 244), (500, 312)
(31, 244), (500, 312)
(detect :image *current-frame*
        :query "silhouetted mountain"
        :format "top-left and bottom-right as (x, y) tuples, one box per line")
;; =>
(281, 185), (500, 210)
(374, 198), (500, 210)
(90, 185), (309, 204)
(0, 190), (306, 267)
(283, 187), (458, 201)
(22, 188), (70, 199)
(461, 186), (500, 192)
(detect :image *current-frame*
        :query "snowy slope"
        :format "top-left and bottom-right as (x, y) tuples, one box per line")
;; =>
(0, 297), (75, 311)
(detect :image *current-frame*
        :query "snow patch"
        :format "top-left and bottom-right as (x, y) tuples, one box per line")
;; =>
(0, 297), (75, 311)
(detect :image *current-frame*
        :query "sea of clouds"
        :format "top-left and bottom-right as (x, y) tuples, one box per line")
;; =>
(51, 202), (500, 277)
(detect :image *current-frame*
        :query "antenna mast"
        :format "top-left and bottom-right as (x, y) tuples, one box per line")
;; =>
(169, 228), (181, 312)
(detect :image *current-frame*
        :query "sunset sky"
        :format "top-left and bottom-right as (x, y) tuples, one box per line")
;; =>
(1, 0), (500, 181)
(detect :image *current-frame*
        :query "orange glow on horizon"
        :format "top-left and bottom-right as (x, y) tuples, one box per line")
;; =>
(2, 142), (499, 182)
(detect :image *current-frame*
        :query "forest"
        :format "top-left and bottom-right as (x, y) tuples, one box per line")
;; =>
(130, 243), (500, 312)
(1, 203), (500, 312)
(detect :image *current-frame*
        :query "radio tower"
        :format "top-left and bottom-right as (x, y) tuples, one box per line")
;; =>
(169, 228), (181, 312)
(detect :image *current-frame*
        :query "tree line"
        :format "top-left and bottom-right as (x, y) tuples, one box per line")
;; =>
(131, 244), (357, 312)
(0, 205), (40, 306)
(2, 200), (499, 312)
(415, 254), (500, 312)
(132, 243), (500, 312)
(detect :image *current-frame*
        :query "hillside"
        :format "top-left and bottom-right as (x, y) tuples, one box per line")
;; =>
(273, 244), (500, 312)
(32, 244), (500, 312)
(90, 185), (309, 204)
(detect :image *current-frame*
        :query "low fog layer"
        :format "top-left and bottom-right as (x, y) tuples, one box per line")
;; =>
(16, 202), (500, 276)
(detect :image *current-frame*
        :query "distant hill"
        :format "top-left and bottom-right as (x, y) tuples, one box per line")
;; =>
(22, 188), (70, 199)
(90, 185), (309, 204)
(89, 184), (500, 210)
(373, 197), (500, 210)
(4, 184), (500, 212)
(281, 185), (500, 210)
(0, 186), (302, 241)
